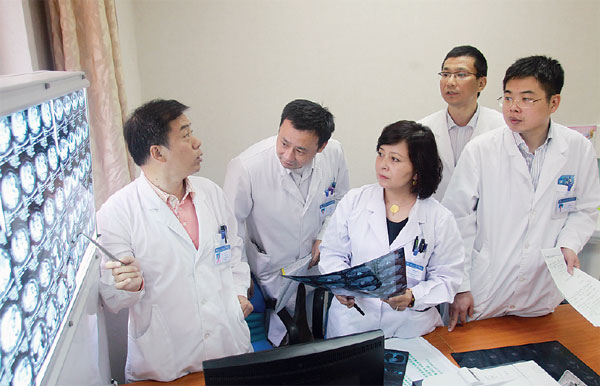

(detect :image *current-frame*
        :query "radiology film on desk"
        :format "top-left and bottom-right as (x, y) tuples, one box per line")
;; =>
(0, 89), (95, 385)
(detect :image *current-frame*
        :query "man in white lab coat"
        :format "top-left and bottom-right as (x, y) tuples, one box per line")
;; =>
(98, 99), (253, 382)
(443, 56), (600, 331)
(419, 45), (505, 201)
(224, 99), (350, 346)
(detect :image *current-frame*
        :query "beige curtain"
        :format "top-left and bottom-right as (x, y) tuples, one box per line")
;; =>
(48, 0), (135, 209)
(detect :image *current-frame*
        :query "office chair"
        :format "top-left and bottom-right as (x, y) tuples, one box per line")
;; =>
(246, 276), (326, 350)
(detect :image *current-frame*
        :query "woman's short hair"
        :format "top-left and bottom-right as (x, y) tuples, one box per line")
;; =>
(376, 120), (442, 199)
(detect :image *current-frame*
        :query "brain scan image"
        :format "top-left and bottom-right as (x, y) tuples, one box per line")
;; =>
(56, 278), (68, 311)
(29, 211), (44, 244)
(45, 298), (58, 334)
(63, 176), (72, 200)
(0, 249), (11, 296)
(53, 98), (63, 122)
(0, 117), (11, 155)
(78, 90), (85, 110)
(82, 121), (89, 139)
(47, 145), (59, 172)
(21, 279), (39, 314)
(67, 132), (76, 155)
(55, 187), (65, 213)
(34, 152), (49, 183)
(10, 227), (30, 265)
(30, 320), (47, 366)
(62, 95), (72, 118)
(43, 198), (56, 226)
(50, 240), (60, 271)
(0, 303), (23, 353)
(41, 102), (52, 128)
(66, 260), (75, 291)
(38, 259), (52, 289)
(19, 160), (37, 196)
(10, 111), (28, 145)
(1, 171), (21, 211)
(12, 355), (33, 386)
(71, 92), (79, 111)
(27, 106), (42, 137)
(58, 138), (69, 162)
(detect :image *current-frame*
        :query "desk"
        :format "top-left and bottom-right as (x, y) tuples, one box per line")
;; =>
(423, 304), (600, 373)
(129, 304), (598, 385)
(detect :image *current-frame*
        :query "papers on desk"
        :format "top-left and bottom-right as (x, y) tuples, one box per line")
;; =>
(421, 360), (560, 386)
(385, 337), (457, 386)
(542, 248), (600, 327)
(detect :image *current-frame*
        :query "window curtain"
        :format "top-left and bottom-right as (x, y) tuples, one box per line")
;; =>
(47, 0), (135, 209)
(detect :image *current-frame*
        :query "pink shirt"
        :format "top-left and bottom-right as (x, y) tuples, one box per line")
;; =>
(145, 175), (200, 249)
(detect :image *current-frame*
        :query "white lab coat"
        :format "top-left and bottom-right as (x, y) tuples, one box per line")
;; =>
(443, 122), (600, 320)
(319, 184), (464, 338)
(224, 136), (349, 344)
(98, 176), (252, 382)
(418, 106), (505, 201)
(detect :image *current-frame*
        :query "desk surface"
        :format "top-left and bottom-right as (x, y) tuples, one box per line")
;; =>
(128, 304), (598, 385)
(424, 304), (600, 373)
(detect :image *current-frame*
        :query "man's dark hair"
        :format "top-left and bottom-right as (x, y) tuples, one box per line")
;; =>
(503, 55), (564, 101)
(123, 99), (189, 166)
(280, 99), (335, 148)
(377, 120), (442, 199)
(442, 45), (488, 78)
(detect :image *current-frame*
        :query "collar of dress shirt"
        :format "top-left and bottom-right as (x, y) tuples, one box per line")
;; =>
(446, 104), (480, 130)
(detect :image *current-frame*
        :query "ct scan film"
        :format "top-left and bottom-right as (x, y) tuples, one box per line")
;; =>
(0, 89), (95, 385)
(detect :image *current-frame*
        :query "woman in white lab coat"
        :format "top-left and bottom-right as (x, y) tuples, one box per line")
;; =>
(319, 120), (465, 338)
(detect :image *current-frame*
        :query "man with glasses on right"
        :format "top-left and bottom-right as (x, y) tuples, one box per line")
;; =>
(443, 55), (600, 331)
(419, 45), (504, 201)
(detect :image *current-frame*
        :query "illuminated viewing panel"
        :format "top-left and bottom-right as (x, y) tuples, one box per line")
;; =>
(0, 88), (95, 386)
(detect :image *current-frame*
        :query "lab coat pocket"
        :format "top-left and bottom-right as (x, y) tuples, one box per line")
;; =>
(469, 245), (492, 304)
(552, 185), (577, 220)
(246, 240), (275, 279)
(126, 305), (175, 381)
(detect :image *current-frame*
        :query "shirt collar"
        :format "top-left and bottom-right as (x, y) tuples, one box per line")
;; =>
(446, 104), (480, 130)
(143, 173), (196, 209)
(512, 120), (554, 153)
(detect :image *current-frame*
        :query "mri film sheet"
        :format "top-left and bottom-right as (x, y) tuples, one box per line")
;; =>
(284, 248), (407, 299)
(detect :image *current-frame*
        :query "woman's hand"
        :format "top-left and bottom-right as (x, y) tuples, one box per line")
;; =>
(382, 289), (413, 311)
(335, 295), (356, 308)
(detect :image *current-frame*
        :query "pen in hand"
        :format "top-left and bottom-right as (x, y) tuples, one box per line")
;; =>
(347, 296), (365, 316)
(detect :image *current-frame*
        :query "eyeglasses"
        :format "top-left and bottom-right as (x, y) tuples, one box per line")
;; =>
(438, 71), (476, 80)
(497, 96), (543, 109)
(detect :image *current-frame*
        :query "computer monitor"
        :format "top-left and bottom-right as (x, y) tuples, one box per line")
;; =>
(203, 330), (384, 385)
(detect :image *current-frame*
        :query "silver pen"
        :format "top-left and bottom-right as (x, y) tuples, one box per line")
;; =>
(76, 233), (128, 265)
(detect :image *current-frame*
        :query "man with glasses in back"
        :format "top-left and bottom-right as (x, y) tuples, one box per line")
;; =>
(443, 56), (600, 331)
(419, 45), (504, 201)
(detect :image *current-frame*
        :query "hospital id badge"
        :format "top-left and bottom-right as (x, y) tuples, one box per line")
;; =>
(553, 185), (576, 218)
(406, 261), (425, 281)
(320, 199), (336, 218)
(215, 244), (231, 265)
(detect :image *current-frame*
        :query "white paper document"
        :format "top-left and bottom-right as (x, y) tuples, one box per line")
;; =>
(422, 360), (559, 386)
(542, 247), (600, 327)
(275, 253), (314, 312)
(385, 337), (457, 386)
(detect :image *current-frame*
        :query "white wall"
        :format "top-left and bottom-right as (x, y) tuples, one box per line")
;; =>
(115, 0), (600, 188)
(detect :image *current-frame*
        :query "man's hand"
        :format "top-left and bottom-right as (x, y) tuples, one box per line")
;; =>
(448, 291), (474, 332)
(309, 239), (322, 269)
(382, 289), (413, 312)
(105, 255), (143, 292)
(238, 295), (253, 318)
(561, 247), (580, 275)
(335, 295), (355, 308)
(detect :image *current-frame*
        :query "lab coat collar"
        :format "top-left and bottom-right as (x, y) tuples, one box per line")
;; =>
(533, 121), (568, 203)
(366, 185), (426, 249)
(274, 148), (320, 207)
(136, 174), (204, 251)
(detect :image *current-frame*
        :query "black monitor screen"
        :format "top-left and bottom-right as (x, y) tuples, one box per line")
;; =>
(203, 330), (384, 385)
